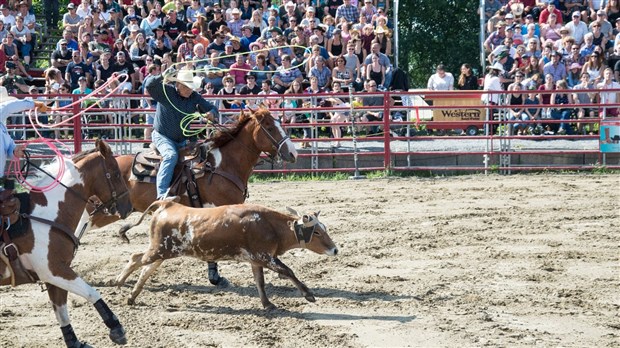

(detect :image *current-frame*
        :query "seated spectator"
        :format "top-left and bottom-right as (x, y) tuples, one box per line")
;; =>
(63, 3), (82, 35)
(332, 56), (354, 88)
(112, 51), (136, 91)
(427, 64), (454, 90)
(0, 5), (14, 29)
(301, 6), (320, 28)
(0, 61), (29, 94)
(177, 32), (196, 62)
(272, 54), (302, 93)
(239, 73), (261, 108)
(542, 50), (567, 81)
(129, 33), (152, 68)
(218, 75), (244, 119)
(327, 28), (345, 62)
(152, 36), (172, 61)
(72, 75), (93, 95)
(507, 74), (530, 135)
(335, 0), (360, 24)
(567, 62), (582, 87)
(572, 72), (597, 134)
(360, 80), (385, 135)
(3, 34), (31, 80)
(229, 54), (252, 90)
(149, 26), (172, 51)
(484, 21), (507, 52)
(95, 50), (115, 82)
(324, 96), (350, 147)
(11, 15), (33, 70)
(163, 9), (184, 49)
(120, 15), (140, 39)
(251, 53), (272, 86)
(366, 53), (386, 88)
(258, 79), (279, 109)
(78, 16), (96, 44)
(141, 9), (162, 39)
(308, 56), (332, 89)
(206, 31), (226, 54)
(65, 50), (91, 91)
(190, 43), (209, 73)
(203, 52), (226, 92)
(550, 79), (574, 134)
(186, 0), (206, 24)
(579, 32), (596, 57)
(219, 43), (237, 68)
(581, 51), (604, 83)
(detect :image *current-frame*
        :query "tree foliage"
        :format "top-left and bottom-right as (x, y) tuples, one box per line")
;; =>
(397, 0), (481, 88)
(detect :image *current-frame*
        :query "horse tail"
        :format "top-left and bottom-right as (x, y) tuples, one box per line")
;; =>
(118, 201), (165, 243)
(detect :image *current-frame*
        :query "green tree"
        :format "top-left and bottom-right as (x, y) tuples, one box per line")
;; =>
(397, 0), (481, 88)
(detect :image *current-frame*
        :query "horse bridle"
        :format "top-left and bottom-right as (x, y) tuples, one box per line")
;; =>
(255, 116), (290, 161)
(23, 151), (128, 217)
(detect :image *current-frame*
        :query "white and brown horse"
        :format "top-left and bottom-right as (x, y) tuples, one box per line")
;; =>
(0, 140), (132, 347)
(89, 108), (298, 285)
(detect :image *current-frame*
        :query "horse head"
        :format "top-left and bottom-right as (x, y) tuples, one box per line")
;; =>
(77, 140), (133, 218)
(247, 107), (298, 163)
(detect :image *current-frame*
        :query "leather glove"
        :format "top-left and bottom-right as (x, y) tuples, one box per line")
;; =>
(33, 101), (49, 113)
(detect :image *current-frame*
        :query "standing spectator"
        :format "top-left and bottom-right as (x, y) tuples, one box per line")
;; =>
(427, 64), (454, 90)
(63, 3), (82, 35)
(484, 21), (507, 52)
(335, 0), (359, 24)
(457, 63), (479, 90)
(481, 63), (504, 105)
(597, 67), (620, 117)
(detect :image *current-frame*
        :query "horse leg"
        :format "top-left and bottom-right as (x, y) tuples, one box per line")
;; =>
(250, 264), (276, 310)
(263, 257), (315, 303)
(207, 261), (228, 287)
(114, 252), (145, 286)
(48, 285), (91, 348)
(128, 259), (164, 305)
(39, 268), (127, 346)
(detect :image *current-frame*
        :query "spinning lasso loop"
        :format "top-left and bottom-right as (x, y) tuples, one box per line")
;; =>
(162, 45), (312, 135)
(10, 74), (130, 191)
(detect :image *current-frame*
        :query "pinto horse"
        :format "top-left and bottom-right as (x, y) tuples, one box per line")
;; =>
(89, 108), (298, 284)
(0, 140), (132, 347)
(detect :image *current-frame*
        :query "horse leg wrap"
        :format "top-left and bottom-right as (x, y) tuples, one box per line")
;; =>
(60, 324), (80, 348)
(94, 299), (120, 329)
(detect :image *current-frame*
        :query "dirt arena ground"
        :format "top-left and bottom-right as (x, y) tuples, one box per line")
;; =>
(1, 174), (618, 347)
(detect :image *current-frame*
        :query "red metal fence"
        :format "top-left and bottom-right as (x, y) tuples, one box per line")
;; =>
(12, 89), (620, 174)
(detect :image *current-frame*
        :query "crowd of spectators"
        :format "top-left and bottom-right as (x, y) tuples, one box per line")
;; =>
(1, 0), (396, 142)
(479, 0), (620, 136)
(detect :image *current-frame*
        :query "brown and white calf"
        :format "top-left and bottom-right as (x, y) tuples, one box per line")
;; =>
(115, 201), (338, 310)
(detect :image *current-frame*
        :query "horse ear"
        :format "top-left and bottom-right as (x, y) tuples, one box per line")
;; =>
(96, 139), (111, 157)
(247, 105), (256, 114)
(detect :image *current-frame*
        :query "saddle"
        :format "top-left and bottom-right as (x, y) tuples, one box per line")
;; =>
(131, 144), (207, 207)
(0, 190), (35, 287)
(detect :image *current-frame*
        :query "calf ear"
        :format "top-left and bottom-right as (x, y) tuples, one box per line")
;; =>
(286, 206), (300, 217)
(315, 211), (321, 218)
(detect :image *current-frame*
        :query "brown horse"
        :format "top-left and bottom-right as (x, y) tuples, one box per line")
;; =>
(0, 140), (133, 347)
(89, 108), (298, 284)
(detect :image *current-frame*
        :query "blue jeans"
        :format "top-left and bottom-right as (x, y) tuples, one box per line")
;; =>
(152, 130), (186, 199)
(551, 109), (572, 133)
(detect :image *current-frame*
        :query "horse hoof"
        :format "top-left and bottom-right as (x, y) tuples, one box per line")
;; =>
(264, 303), (277, 311)
(127, 298), (135, 306)
(109, 326), (127, 345)
(305, 294), (316, 303)
(210, 276), (229, 287)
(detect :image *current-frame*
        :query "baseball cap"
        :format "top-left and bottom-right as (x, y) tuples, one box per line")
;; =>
(67, 3), (75, 9)
(597, 10), (607, 16)
(572, 11), (581, 18)
(505, 13), (514, 19)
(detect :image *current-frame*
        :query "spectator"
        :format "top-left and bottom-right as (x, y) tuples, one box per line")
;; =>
(565, 10), (588, 45)
(363, 42), (392, 88)
(95, 50), (114, 82)
(360, 24), (375, 56)
(129, 33), (151, 68)
(50, 38), (74, 75)
(484, 21), (507, 52)
(282, 79), (304, 132)
(218, 75), (243, 116)
(229, 54), (252, 90)
(565, 41), (586, 68)
(0, 5), (15, 29)
(107, 8), (125, 39)
(76, 0), (92, 20)
(219, 43), (236, 68)
(567, 62), (582, 87)
(141, 9), (162, 39)
(247, 9), (266, 37)
(507, 73), (530, 135)
(240, 24), (258, 51)
(591, 20), (610, 52)
(65, 50), (91, 90)
(251, 52), (272, 85)
(312, 24), (327, 47)
(206, 31), (226, 54)
(550, 79), (574, 134)
(539, 3), (563, 25)
(372, 26), (391, 56)
(239, 0), (255, 22)
(228, 8), (244, 37)
(457, 63), (479, 90)
(272, 54), (302, 93)
(335, 0), (359, 24)
(361, 0), (377, 22)
(581, 51), (604, 83)
(332, 55), (354, 88)
(186, 0), (206, 24)
(72, 75), (93, 95)
(591, 9), (613, 40)
(17, 1), (36, 33)
(203, 52), (226, 92)
(78, 16), (95, 44)
(309, 56), (332, 89)
(163, 9), (185, 49)
(342, 43), (361, 84)
(579, 32), (596, 57)
(608, 0), (620, 23)
(537, 73), (556, 133)
(360, 80), (384, 135)
(258, 79), (279, 109)
(191, 43), (209, 73)
(11, 15), (33, 70)
(541, 13), (562, 48)
(63, 3), (82, 35)
(426, 64), (454, 90)
(112, 38), (129, 59)
(120, 16), (140, 39)
(44, 67), (65, 93)
(112, 51), (136, 91)
(522, 14), (541, 38)
(0, 61), (29, 94)
(572, 71), (597, 133)
(301, 6), (320, 28)
(597, 67), (620, 117)
(481, 63), (504, 105)
(524, 85), (542, 134)
(542, 50), (567, 81)
(150, 26), (172, 51)
(261, 17), (282, 40)
(177, 32), (196, 62)
(239, 73), (261, 108)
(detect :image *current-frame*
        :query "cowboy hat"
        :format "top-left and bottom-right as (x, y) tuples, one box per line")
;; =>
(173, 69), (202, 91)
(0, 86), (16, 103)
(490, 62), (505, 73)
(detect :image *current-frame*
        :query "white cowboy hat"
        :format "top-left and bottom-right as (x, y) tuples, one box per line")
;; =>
(173, 69), (202, 91)
(490, 62), (505, 74)
(0, 86), (17, 103)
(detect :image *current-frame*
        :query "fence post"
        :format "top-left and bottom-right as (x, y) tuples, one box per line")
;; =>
(73, 95), (82, 153)
(383, 90), (391, 171)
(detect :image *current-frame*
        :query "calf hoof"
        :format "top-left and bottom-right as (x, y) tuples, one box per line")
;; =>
(304, 294), (316, 303)
(109, 326), (127, 345)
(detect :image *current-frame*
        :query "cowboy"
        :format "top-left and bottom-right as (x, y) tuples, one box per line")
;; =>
(145, 68), (219, 201)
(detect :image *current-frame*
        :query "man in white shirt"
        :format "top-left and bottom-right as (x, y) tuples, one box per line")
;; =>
(565, 11), (589, 45)
(597, 67), (620, 117)
(0, 5), (15, 28)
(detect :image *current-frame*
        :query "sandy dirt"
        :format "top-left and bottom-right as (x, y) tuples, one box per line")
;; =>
(1, 174), (619, 347)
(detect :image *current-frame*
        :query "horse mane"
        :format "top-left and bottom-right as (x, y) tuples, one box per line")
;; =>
(207, 109), (266, 149)
(72, 147), (99, 163)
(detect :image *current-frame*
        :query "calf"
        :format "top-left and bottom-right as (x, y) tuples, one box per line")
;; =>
(115, 201), (338, 310)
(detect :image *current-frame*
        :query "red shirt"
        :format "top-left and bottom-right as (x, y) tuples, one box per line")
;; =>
(539, 9), (563, 25)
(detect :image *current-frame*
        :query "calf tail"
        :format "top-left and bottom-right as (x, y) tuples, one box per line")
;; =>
(118, 201), (164, 243)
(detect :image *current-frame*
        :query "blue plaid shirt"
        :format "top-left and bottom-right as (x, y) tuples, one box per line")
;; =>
(336, 4), (360, 24)
(309, 66), (331, 88)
